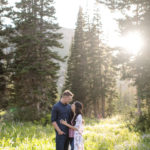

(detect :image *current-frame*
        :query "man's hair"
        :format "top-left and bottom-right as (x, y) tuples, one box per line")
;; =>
(62, 90), (74, 97)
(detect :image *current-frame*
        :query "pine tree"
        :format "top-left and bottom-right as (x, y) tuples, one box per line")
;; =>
(63, 39), (74, 91)
(0, 0), (11, 110)
(64, 4), (118, 118)
(86, 2), (118, 118)
(64, 7), (88, 109)
(9, 0), (63, 121)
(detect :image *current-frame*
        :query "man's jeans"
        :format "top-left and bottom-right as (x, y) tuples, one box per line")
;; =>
(56, 134), (69, 150)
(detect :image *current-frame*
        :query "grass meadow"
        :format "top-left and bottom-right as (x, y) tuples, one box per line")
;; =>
(0, 115), (149, 150)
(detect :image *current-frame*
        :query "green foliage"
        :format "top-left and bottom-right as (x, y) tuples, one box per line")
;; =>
(121, 111), (150, 133)
(135, 113), (150, 132)
(33, 114), (51, 126)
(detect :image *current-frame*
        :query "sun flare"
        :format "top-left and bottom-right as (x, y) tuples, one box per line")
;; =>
(109, 31), (144, 55)
(121, 31), (144, 55)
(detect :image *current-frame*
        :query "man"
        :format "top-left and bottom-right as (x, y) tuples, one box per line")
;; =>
(51, 90), (74, 150)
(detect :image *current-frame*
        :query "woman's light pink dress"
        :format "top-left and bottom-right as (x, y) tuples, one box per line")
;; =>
(74, 114), (84, 150)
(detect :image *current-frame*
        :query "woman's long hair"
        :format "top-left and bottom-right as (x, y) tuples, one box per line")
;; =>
(72, 101), (83, 126)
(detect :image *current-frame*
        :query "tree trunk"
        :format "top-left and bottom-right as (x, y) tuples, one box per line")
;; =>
(94, 99), (98, 118)
(102, 94), (105, 118)
(137, 95), (142, 116)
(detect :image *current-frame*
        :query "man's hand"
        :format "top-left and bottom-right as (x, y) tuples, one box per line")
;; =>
(58, 130), (65, 135)
(60, 119), (68, 126)
(52, 122), (65, 135)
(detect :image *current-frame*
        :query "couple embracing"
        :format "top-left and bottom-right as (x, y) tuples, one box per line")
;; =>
(51, 90), (84, 150)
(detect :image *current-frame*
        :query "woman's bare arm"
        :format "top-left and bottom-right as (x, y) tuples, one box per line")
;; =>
(60, 120), (78, 131)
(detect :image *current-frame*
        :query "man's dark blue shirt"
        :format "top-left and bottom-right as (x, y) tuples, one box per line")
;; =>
(51, 101), (72, 135)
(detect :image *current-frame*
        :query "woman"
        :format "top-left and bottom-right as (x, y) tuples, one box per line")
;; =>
(60, 101), (84, 150)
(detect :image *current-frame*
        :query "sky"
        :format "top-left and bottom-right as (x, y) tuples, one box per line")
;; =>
(7, 0), (116, 29)
(55, 0), (83, 29)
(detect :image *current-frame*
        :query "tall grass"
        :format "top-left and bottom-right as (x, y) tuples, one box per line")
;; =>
(0, 122), (55, 150)
(84, 116), (150, 150)
(0, 115), (149, 150)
